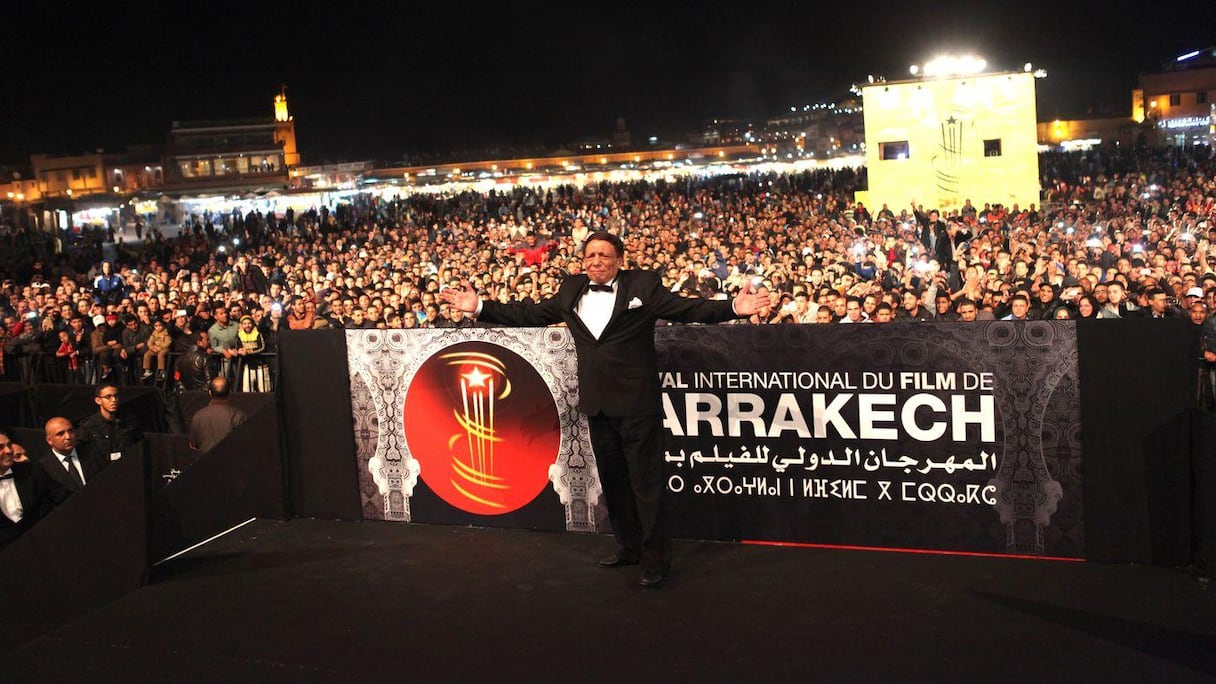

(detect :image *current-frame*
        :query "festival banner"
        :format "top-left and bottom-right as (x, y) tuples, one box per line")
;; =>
(347, 322), (1083, 558)
(656, 322), (1082, 557)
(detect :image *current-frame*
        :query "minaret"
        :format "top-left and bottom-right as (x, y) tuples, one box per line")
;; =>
(274, 85), (300, 167)
(274, 85), (291, 122)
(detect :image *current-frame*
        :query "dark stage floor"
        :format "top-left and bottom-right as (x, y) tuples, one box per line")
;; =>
(3, 519), (1215, 682)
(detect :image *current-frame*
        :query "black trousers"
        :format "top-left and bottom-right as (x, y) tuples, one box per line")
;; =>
(587, 412), (670, 572)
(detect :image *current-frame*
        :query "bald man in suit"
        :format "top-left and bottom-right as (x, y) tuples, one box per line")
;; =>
(40, 417), (99, 503)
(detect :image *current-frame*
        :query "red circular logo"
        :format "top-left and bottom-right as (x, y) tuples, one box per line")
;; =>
(404, 341), (561, 515)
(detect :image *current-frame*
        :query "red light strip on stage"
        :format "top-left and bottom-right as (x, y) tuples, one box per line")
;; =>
(741, 539), (1085, 562)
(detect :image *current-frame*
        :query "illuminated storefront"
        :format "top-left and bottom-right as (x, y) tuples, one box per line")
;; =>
(1133, 48), (1216, 147)
(1156, 113), (1214, 147)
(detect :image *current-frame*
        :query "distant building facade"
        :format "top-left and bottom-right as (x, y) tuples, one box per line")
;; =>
(162, 88), (299, 192)
(1133, 47), (1216, 147)
(1043, 48), (1216, 149)
(860, 70), (1040, 214)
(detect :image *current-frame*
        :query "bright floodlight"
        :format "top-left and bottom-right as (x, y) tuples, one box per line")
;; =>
(922, 55), (988, 77)
(1024, 62), (1033, 72)
(909, 65), (919, 75)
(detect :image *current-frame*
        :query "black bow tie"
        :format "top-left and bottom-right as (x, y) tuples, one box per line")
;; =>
(587, 283), (614, 293)
(0, 473), (13, 481)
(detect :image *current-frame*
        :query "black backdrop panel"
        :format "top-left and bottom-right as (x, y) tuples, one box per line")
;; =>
(177, 391), (274, 429)
(406, 479), (568, 531)
(1077, 319), (1197, 564)
(0, 451), (148, 655)
(33, 384), (168, 433)
(150, 403), (287, 561)
(1191, 410), (1216, 574)
(278, 329), (361, 519)
(0, 381), (33, 429)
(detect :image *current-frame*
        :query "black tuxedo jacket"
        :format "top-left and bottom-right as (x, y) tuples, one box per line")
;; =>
(39, 449), (101, 498)
(0, 461), (57, 547)
(479, 269), (739, 417)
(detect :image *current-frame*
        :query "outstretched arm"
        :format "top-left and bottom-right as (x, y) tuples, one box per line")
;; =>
(440, 280), (563, 327)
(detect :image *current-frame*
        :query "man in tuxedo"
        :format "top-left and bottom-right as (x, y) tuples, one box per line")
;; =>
(40, 417), (99, 501)
(0, 431), (57, 548)
(441, 231), (770, 587)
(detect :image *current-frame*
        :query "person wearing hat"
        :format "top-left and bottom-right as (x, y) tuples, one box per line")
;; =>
(171, 309), (196, 354)
(92, 261), (124, 306)
(235, 314), (269, 392)
(189, 303), (213, 338)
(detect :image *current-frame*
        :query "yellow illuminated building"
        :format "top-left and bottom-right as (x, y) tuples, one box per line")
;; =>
(859, 71), (1040, 213)
(274, 86), (300, 167)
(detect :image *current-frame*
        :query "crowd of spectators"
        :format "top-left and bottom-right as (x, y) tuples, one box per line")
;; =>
(2, 145), (1215, 399)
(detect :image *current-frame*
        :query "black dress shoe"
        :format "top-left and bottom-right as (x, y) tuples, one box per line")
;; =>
(639, 569), (666, 588)
(598, 554), (639, 568)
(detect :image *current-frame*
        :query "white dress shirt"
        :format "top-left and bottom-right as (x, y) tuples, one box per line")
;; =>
(54, 450), (86, 485)
(576, 281), (617, 339)
(472, 280), (619, 339)
(0, 469), (22, 523)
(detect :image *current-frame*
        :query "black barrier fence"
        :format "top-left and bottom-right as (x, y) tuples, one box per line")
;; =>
(0, 350), (278, 394)
(0, 389), (283, 652)
(4, 387), (275, 484)
(149, 400), (286, 561)
(2, 382), (272, 430)
(1075, 319), (1199, 564)
(0, 451), (149, 656)
(1194, 411), (1216, 575)
(279, 328), (361, 520)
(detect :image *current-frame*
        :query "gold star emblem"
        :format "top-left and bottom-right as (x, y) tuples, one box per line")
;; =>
(463, 366), (492, 389)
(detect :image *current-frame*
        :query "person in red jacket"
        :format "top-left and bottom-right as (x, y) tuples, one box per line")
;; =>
(508, 234), (558, 267)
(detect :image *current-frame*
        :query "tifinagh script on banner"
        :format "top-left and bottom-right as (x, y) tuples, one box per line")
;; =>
(659, 369), (1000, 506)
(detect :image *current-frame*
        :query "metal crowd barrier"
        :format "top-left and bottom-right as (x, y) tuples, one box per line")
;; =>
(0, 350), (277, 393)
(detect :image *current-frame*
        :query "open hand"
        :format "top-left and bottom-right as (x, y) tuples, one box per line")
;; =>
(733, 280), (771, 318)
(439, 281), (479, 313)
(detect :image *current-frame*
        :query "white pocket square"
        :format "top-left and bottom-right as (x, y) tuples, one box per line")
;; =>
(628, 297), (643, 309)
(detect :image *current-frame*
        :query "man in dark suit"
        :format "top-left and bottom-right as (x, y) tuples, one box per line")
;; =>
(441, 231), (770, 587)
(0, 431), (58, 548)
(40, 417), (99, 502)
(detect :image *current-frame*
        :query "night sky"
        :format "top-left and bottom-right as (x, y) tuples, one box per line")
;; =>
(2, 1), (1211, 166)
